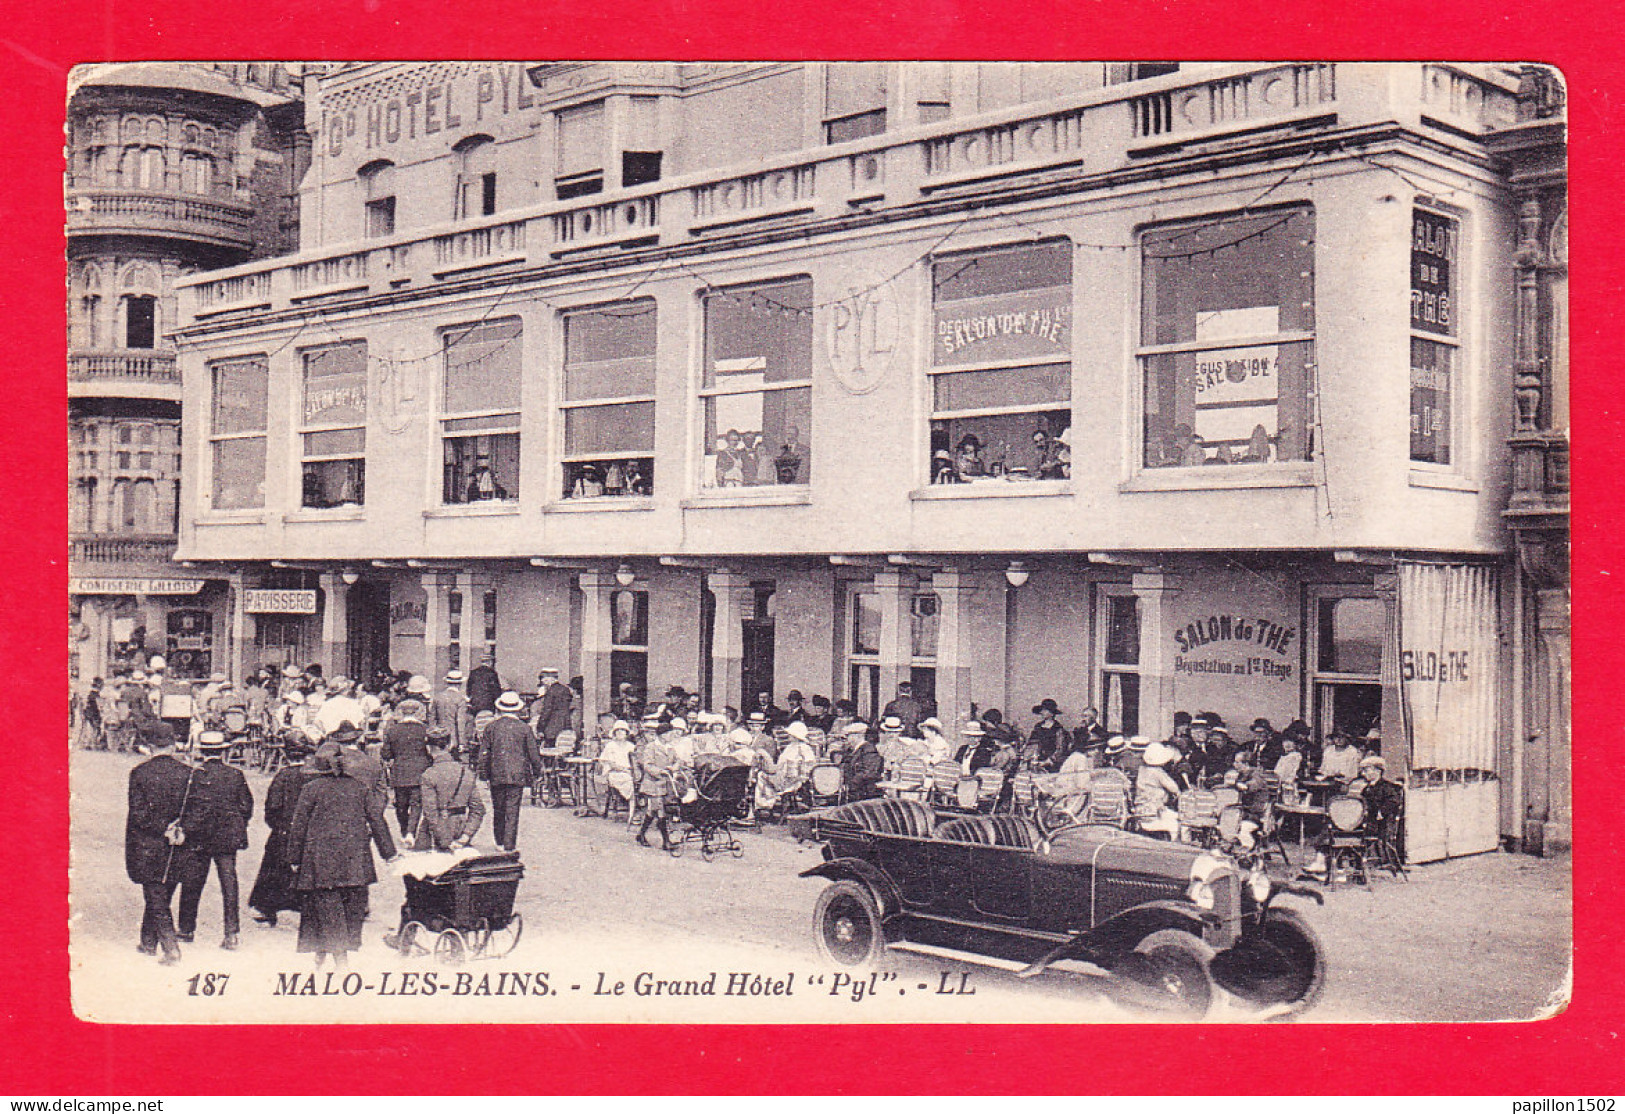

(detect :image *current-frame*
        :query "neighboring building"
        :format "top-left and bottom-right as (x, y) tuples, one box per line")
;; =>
(67, 63), (309, 684)
(171, 62), (1553, 862)
(1488, 66), (1570, 856)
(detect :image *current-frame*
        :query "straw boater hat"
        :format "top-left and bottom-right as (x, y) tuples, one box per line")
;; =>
(920, 717), (944, 734)
(196, 730), (230, 754)
(962, 721), (986, 736)
(880, 715), (904, 732)
(406, 674), (432, 696)
(444, 669), (464, 684)
(1142, 741), (1178, 767)
(1128, 735), (1151, 752)
(1359, 755), (1387, 772)
(1104, 735), (1128, 755)
(747, 711), (768, 726)
(283, 665), (302, 679)
(495, 691), (525, 713)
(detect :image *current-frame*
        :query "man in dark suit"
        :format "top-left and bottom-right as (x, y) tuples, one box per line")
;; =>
(531, 666), (574, 745)
(477, 691), (539, 850)
(124, 723), (197, 965)
(175, 731), (255, 950)
(881, 682), (924, 735)
(465, 654), (503, 717)
(380, 697), (432, 838)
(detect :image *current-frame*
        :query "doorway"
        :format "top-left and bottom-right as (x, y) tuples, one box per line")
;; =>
(346, 579), (391, 686)
(742, 580), (776, 712)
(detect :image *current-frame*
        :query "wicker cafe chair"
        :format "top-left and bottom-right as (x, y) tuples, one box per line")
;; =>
(807, 762), (845, 807)
(1325, 794), (1375, 889)
(930, 760), (965, 807)
(975, 768), (1006, 812)
(1178, 788), (1222, 846)
(881, 756), (932, 801)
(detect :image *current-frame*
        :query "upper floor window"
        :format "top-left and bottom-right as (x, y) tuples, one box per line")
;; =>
(701, 278), (813, 489)
(1140, 205), (1315, 468)
(454, 136), (498, 219)
(180, 152), (213, 195)
(120, 145), (164, 190)
(560, 300), (656, 500)
(123, 295), (157, 349)
(360, 161), (396, 238)
(299, 341), (367, 508)
(825, 63), (887, 144)
(930, 240), (1073, 484)
(620, 96), (663, 188)
(440, 318), (522, 504)
(208, 355), (268, 510)
(556, 101), (605, 200)
(1410, 208), (1460, 466)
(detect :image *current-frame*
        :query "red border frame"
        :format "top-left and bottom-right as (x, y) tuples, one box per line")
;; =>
(5, 3), (1621, 1094)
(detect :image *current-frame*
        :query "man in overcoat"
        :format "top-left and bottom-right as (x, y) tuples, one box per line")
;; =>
(124, 723), (197, 964)
(477, 691), (538, 851)
(415, 728), (487, 851)
(175, 731), (254, 950)
(432, 669), (470, 757)
(465, 654), (503, 717)
(248, 734), (321, 926)
(287, 743), (397, 968)
(380, 697), (432, 838)
(531, 666), (574, 745)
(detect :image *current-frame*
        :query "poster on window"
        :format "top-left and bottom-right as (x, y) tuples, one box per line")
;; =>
(303, 344), (368, 425)
(1192, 307), (1279, 457)
(933, 286), (1071, 367)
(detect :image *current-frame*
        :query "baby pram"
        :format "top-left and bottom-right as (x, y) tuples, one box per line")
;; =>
(669, 755), (752, 860)
(387, 849), (525, 964)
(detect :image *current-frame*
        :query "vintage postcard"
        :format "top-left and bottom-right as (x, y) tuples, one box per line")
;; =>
(65, 60), (1571, 1026)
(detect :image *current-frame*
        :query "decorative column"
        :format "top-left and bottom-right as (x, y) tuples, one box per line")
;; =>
(931, 568), (976, 731)
(226, 572), (248, 682)
(1131, 569), (1181, 740)
(1373, 568), (1406, 782)
(318, 571), (349, 679)
(421, 572), (451, 683)
(873, 569), (912, 704)
(577, 570), (613, 729)
(706, 570), (755, 717)
(1534, 586), (1571, 854)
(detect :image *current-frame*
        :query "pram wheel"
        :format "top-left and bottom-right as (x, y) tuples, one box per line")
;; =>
(434, 928), (467, 965)
(668, 834), (685, 858)
(730, 839), (745, 859)
(390, 920), (429, 957)
(700, 838), (714, 862)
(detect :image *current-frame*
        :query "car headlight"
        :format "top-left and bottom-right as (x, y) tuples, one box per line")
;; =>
(1187, 879), (1216, 910)
(1249, 868), (1272, 902)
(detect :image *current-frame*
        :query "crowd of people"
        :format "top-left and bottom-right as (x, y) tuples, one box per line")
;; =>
(105, 658), (1403, 969)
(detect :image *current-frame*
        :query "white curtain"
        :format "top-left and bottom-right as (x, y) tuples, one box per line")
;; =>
(1398, 563), (1500, 772)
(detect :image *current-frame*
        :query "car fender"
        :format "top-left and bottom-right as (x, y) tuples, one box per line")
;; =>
(1018, 899), (1215, 978)
(799, 857), (904, 922)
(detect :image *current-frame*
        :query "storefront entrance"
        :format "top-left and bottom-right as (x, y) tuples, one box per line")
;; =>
(346, 579), (391, 685)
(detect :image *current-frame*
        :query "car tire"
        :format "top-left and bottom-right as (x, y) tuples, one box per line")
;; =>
(1258, 908), (1328, 1016)
(1112, 929), (1216, 1018)
(813, 880), (886, 967)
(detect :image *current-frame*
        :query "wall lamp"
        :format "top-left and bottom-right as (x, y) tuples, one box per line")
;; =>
(615, 563), (637, 587)
(1004, 561), (1031, 588)
(340, 569), (360, 585)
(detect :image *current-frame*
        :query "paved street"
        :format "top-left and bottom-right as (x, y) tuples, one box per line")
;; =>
(69, 749), (1570, 1024)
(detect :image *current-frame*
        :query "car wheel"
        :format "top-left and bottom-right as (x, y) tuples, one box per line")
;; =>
(813, 880), (885, 967)
(1112, 929), (1216, 1018)
(1211, 907), (1327, 1018)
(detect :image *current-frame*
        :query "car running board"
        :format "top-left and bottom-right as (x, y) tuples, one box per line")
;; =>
(886, 941), (1111, 980)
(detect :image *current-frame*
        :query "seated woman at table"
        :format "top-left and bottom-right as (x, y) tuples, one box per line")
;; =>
(597, 721), (636, 819)
(1317, 729), (1365, 781)
(1133, 742), (1183, 839)
(1274, 734), (1305, 785)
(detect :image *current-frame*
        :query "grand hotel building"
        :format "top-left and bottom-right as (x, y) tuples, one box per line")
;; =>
(167, 62), (1568, 862)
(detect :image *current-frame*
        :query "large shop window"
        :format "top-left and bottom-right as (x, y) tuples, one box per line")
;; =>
(701, 278), (813, 489)
(1410, 208), (1460, 466)
(825, 63), (888, 144)
(209, 355), (268, 510)
(300, 341), (367, 509)
(1309, 590), (1384, 742)
(847, 588), (882, 722)
(1140, 206), (1315, 468)
(440, 319), (521, 504)
(930, 240), (1073, 485)
(560, 301), (656, 500)
(1095, 586), (1141, 736)
(610, 588), (649, 705)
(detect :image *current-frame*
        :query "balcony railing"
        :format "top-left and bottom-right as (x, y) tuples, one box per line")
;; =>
(66, 189), (255, 250)
(70, 534), (179, 565)
(175, 63), (1519, 326)
(68, 351), (179, 384)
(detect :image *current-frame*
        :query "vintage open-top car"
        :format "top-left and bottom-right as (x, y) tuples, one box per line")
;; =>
(788, 798), (1327, 1018)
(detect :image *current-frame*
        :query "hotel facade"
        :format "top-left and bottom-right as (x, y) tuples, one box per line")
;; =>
(167, 62), (1567, 862)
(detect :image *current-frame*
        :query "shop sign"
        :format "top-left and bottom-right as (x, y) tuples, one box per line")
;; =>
(1172, 614), (1298, 681)
(322, 63), (537, 159)
(244, 589), (318, 614)
(933, 287), (1071, 366)
(70, 578), (204, 596)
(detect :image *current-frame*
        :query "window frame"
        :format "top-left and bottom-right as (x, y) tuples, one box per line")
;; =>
(1093, 582), (1142, 736)
(1135, 204), (1318, 473)
(206, 353), (270, 512)
(297, 340), (368, 510)
(557, 299), (658, 503)
(438, 317), (523, 506)
(360, 161), (397, 239)
(1409, 203), (1465, 471)
(1306, 585), (1385, 742)
(927, 238), (1076, 486)
(698, 276), (815, 493)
